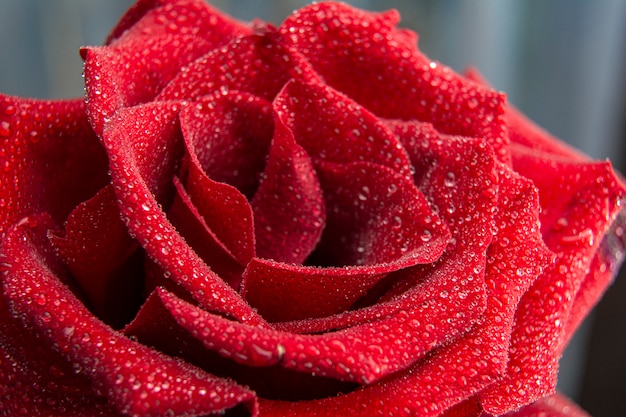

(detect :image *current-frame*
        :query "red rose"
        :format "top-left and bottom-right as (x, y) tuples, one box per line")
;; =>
(1, 1), (624, 416)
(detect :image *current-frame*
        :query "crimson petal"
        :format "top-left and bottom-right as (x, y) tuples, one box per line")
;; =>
(135, 286), (484, 386)
(158, 29), (316, 102)
(0, 295), (118, 416)
(498, 392), (592, 417)
(169, 177), (245, 289)
(243, 155), (448, 321)
(49, 185), (143, 328)
(250, 114), (325, 264)
(311, 161), (448, 268)
(0, 215), (257, 417)
(277, 131), (497, 336)
(257, 162), (551, 417)
(102, 101), (265, 325)
(279, 2), (509, 164)
(565, 208), (626, 340)
(0, 95), (108, 236)
(82, 0), (251, 135)
(480, 145), (626, 413)
(273, 79), (413, 179)
(179, 92), (274, 199)
(241, 258), (386, 323)
(181, 162), (255, 266)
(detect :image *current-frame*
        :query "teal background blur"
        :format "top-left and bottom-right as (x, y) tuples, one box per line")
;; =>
(1, 1), (625, 415)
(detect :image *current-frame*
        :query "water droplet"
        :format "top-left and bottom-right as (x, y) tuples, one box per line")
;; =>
(0, 121), (11, 137)
(29, 130), (40, 143)
(3, 104), (16, 116)
(63, 326), (75, 339)
(420, 230), (432, 242)
(35, 293), (46, 306)
(444, 172), (456, 187)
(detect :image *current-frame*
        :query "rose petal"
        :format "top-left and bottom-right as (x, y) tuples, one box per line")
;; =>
(250, 114), (326, 264)
(125, 289), (359, 401)
(102, 101), (265, 325)
(242, 258), (389, 323)
(311, 161), (448, 268)
(259, 162), (551, 417)
(271, 161), (548, 416)
(0, 95), (108, 236)
(0, 295), (118, 416)
(498, 392), (592, 417)
(273, 79), (413, 179)
(181, 161), (255, 266)
(279, 2), (509, 164)
(132, 287), (483, 386)
(442, 399), (482, 417)
(480, 145), (626, 413)
(565, 208), (626, 340)
(180, 91), (274, 199)
(178, 91), (271, 265)
(277, 131), (497, 336)
(243, 153), (449, 321)
(388, 164), (551, 414)
(169, 177), (245, 289)
(82, 0), (251, 134)
(0, 215), (257, 417)
(158, 28), (316, 102)
(49, 185), (143, 328)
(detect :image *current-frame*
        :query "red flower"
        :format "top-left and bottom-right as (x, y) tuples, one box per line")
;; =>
(1, 1), (624, 416)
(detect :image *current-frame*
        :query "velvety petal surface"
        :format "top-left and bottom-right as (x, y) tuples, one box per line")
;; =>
(157, 28), (316, 102)
(49, 185), (143, 328)
(101, 101), (264, 325)
(0, 95), (109, 236)
(279, 2), (509, 164)
(273, 79), (413, 179)
(498, 393), (592, 417)
(249, 112), (325, 265)
(481, 145), (626, 413)
(82, 0), (252, 134)
(1, 215), (257, 417)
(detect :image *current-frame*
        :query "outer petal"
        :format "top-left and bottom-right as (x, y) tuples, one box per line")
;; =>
(0, 295), (118, 416)
(157, 28), (316, 102)
(0, 215), (257, 417)
(279, 2), (509, 164)
(481, 145), (626, 413)
(497, 393), (592, 417)
(82, 0), (252, 134)
(0, 95), (109, 236)
(565, 208), (626, 338)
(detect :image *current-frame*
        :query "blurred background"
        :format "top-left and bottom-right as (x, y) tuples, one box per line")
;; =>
(1, 1), (625, 415)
